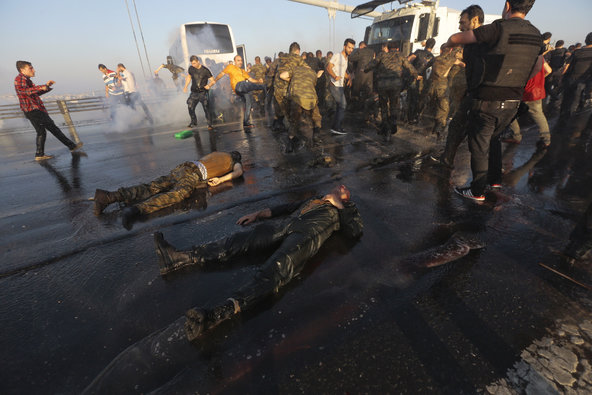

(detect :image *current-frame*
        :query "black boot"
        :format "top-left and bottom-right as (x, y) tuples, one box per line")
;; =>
(153, 232), (197, 275)
(94, 189), (120, 216)
(121, 206), (140, 230)
(185, 299), (239, 341)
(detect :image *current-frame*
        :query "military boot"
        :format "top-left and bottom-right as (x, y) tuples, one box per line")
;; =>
(185, 299), (239, 341)
(154, 232), (197, 275)
(93, 189), (122, 216)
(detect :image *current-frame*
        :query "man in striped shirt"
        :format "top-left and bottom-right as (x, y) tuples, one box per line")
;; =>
(14, 60), (83, 161)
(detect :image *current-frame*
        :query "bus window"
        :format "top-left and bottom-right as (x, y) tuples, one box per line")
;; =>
(417, 13), (430, 42)
(185, 24), (234, 54)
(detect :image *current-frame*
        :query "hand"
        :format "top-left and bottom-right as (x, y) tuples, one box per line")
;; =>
(346, 79), (352, 87)
(324, 195), (344, 209)
(47, 80), (55, 86)
(183, 87), (187, 93)
(236, 212), (258, 226)
(334, 75), (342, 81)
(207, 177), (221, 186)
(204, 84), (210, 90)
(40, 85), (49, 91)
(416, 75), (423, 81)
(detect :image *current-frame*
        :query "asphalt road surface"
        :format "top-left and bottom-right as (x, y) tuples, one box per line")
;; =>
(1, 108), (591, 394)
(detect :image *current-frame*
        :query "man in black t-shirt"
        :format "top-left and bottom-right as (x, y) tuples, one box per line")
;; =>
(560, 33), (592, 117)
(430, 5), (484, 169)
(183, 55), (215, 129)
(442, 0), (542, 202)
(407, 38), (435, 123)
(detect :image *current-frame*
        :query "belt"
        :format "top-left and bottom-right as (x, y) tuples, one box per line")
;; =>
(472, 99), (521, 111)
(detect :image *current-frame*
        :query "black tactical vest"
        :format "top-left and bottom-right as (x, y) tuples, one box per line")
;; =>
(481, 18), (542, 89)
(565, 47), (592, 82)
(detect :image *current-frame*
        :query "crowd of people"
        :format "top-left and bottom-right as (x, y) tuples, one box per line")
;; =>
(12, 0), (592, 341)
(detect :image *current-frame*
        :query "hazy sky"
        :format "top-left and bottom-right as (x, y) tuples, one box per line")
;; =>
(1, 0), (590, 96)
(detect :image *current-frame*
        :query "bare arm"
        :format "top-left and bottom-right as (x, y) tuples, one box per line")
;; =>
(408, 54), (417, 62)
(105, 85), (109, 98)
(183, 74), (191, 93)
(543, 60), (552, 76)
(236, 208), (272, 226)
(154, 65), (164, 74)
(443, 30), (477, 49)
(326, 62), (340, 81)
(207, 163), (244, 186)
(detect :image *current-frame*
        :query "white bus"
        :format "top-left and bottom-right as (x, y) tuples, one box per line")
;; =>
(169, 21), (238, 70)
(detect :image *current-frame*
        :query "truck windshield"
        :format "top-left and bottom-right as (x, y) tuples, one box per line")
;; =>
(185, 24), (234, 54)
(368, 16), (415, 45)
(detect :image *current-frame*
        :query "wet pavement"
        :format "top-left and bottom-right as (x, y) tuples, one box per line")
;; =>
(1, 107), (592, 394)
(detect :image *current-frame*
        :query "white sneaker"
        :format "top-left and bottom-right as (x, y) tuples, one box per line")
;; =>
(330, 128), (347, 135)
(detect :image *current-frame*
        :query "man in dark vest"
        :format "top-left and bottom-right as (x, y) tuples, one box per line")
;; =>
(560, 33), (592, 118)
(93, 151), (244, 226)
(407, 38), (436, 124)
(443, 0), (543, 202)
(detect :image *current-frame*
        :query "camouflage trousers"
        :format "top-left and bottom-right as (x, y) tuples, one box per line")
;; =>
(288, 101), (314, 147)
(378, 86), (401, 133)
(117, 162), (204, 214)
(421, 80), (449, 128)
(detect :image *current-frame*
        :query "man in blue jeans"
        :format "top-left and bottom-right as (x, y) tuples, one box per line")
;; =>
(326, 38), (355, 135)
(210, 55), (266, 129)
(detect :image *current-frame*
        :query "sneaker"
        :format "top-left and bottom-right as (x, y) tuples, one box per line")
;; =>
(330, 128), (347, 135)
(454, 186), (485, 202)
(35, 154), (54, 161)
(70, 142), (83, 152)
(489, 183), (502, 189)
(207, 125), (214, 131)
(187, 122), (197, 128)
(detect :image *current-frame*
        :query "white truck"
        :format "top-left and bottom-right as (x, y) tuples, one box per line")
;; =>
(354, 0), (499, 56)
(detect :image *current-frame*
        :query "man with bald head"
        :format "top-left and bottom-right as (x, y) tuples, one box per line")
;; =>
(210, 55), (266, 129)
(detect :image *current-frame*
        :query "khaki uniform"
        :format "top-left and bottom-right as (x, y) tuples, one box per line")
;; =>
(420, 50), (460, 130)
(274, 54), (306, 120)
(288, 64), (318, 146)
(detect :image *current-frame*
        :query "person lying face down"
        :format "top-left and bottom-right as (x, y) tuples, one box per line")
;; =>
(93, 151), (244, 225)
(153, 184), (363, 341)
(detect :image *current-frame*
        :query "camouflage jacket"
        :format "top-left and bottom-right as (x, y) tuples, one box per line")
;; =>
(429, 49), (461, 82)
(365, 51), (418, 81)
(274, 53), (306, 98)
(250, 63), (266, 81)
(288, 64), (318, 110)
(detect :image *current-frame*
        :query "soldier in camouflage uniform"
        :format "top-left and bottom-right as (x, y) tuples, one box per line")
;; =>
(447, 55), (467, 118)
(365, 41), (419, 141)
(407, 38), (436, 124)
(274, 44), (306, 132)
(250, 56), (267, 115)
(349, 41), (376, 117)
(419, 46), (464, 137)
(93, 152), (244, 225)
(282, 63), (320, 151)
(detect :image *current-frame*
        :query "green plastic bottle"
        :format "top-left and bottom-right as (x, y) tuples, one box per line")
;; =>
(174, 130), (194, 139)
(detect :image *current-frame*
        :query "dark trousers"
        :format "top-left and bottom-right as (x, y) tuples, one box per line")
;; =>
(407, 79), (424, 121)
(187, 91), (212, 126)
(117, 162), (203, 214)
(187, 219), (334, 312)
(378, 86), (401, 133)
(126, 92), (153, 123)
(24, 110), (75, 156)
(467, 100), (520, 195)
(561, 80), (586, 117)
(441, 93), (473, 167)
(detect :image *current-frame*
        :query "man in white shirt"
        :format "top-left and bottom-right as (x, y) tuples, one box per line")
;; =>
(326, 38), (355, 135)
(117, 63), (153, 124)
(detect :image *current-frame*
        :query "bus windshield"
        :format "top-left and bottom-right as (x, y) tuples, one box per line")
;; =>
(185, 24), (234, 54)
(368, 16), (415, 45)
